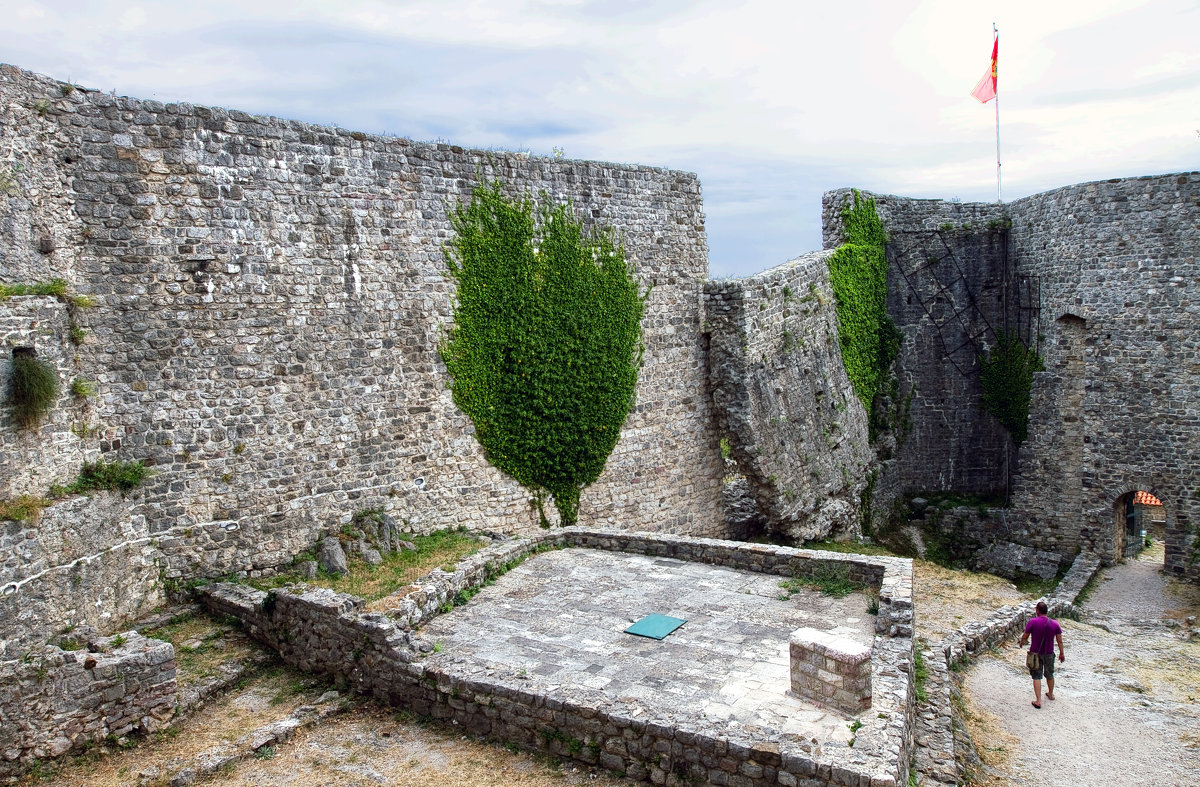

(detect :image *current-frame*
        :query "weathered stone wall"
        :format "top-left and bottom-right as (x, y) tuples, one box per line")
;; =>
(0, 631), (177, 776)
(201, 529), (917, 787)
(0, 492), (154, 659)
(0, 296), (93, 498)
(1, 62), (725, 648)
(1005, 173), (1200, 579)
(704, 251), (871, 541)
(822, 175), (1200, 582)
(822, 190), (1017, 497)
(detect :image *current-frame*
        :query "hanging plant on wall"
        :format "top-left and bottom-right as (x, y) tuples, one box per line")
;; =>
(441, 181), (648, 527)
(978, 330), (1043, 447)
(827, 191), (902, 429)
(6, 352), (61, 429)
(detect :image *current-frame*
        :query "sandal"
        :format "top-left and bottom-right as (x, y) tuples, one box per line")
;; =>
(1031, 701), (1041, 709)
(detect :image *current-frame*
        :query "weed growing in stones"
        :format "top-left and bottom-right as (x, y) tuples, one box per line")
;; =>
(51, 459), (149, 496)
(780, 561), (864, 599)
(7, 354), (60, 428)
(0, 494), (50, 522)
(913, 646), (928, 703)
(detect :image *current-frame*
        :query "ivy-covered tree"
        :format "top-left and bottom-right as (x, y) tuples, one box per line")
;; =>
(441, 182), (647, 527)
(978, 330), (1043, 447)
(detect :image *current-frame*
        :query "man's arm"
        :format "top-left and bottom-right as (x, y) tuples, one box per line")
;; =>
(1056, 631), (1065, 662)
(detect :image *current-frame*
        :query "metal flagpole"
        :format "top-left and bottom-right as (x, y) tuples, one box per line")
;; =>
(994, 23), (1001, 203)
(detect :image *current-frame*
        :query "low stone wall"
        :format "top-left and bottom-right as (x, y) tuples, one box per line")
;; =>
(910, 552), (1101, 786)
(972, 540), (1063, 581)
(201, 529), (917, 787)
(941, 552), (1099, 667)
(0, 632), (177, 776)
(0, 493), (157, 659)
(789, 628), (872, 714)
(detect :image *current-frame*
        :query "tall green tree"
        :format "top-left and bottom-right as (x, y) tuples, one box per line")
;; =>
(441, 182), (647, 527)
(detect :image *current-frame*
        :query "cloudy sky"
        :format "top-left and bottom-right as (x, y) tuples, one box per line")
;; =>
(4, 0), (1197, 277)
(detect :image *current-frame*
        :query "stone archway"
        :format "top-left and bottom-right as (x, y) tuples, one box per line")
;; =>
(1111, 488), (1168, 563)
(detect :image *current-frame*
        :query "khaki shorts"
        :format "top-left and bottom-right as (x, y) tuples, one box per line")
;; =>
(1027, 652), (1056, 680)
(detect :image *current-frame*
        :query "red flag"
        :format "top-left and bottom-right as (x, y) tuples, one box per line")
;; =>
(971, 36), (998, 103)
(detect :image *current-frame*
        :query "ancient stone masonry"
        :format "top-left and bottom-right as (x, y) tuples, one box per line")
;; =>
(201, 528), (918, 787)
(1006, 173), (1200, 580)
(0, 631), (177, 777)
(789, 628), (873, 714)
(0, 62), (724, 652)
(0, 492), (153, 659)
(826, 175), (1200, 582)
(0, 296), (91, 499)
(704, 251), (871, 542)
(822, 190), (1017, 499)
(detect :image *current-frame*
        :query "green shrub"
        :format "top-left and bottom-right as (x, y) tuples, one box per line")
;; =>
(70, 378), (96, 398)
(7, 354), (60, 428)
(441, 182), (647, 526)
(0, 278), (68, 300)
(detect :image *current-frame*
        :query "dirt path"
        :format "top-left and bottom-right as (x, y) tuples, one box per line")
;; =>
(962, 546), (1200, 786)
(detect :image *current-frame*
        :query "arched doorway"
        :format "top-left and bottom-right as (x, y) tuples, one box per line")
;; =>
(1112, 490), (1166, 562)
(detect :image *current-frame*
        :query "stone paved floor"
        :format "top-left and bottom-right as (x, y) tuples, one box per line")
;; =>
(421, 548), (877, 743)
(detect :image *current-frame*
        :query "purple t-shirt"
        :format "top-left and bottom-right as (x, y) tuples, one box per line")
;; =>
(1024, 615), (1061, 655)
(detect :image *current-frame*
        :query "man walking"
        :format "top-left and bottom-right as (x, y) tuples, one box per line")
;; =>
(1018, 600), (1065, 708)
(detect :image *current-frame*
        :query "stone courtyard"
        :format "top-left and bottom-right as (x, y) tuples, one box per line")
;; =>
(421, 548), (876, 744)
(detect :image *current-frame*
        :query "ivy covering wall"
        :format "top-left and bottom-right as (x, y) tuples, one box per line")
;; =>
(441, 182), (647, 527)
(978, 330), (1043, 447)
(827, 192), (901, 422)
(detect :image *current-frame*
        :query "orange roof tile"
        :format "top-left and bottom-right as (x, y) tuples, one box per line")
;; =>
(1132, 490), (1162, 507)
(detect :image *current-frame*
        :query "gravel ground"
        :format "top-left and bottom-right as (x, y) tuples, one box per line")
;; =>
(962, 545), (1200, 787)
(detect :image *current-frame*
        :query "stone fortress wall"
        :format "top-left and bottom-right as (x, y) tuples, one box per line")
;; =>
(3, 61), (1200, 780)
(3, 60), (1199, 681)
(0, 63), (725, 654)
(704, 251), (872, 543)
(828, 175), (1200, 581)
(1007, 174), (1200, 578)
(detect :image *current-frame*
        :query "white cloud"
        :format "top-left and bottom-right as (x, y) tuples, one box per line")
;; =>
(3, 0), (1197, 276)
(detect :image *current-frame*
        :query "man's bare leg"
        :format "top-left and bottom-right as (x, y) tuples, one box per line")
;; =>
(1046, 677), (1055, 700)
(1032, 678), (1042, 708)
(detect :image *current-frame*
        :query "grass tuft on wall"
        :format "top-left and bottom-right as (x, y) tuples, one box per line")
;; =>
(7, 354), (60, 428)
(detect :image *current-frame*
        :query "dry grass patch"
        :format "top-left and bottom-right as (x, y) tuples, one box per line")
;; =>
(142, 611), (259, 687)
(1127, 637), (1200, 705)
(221, 703), (637, 787)
(251, 527), (485, 602)
(955, 663), (1022, 787)
(1164, 574), (1200, 624)
(13, 667), (332, 787)
(912, 559), (1031, 642)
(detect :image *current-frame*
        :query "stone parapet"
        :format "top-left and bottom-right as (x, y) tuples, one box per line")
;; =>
(200, 529), (917, 787)
(789, 627), (872, 714)
(0, 632), (176, 776)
